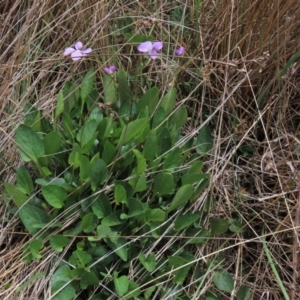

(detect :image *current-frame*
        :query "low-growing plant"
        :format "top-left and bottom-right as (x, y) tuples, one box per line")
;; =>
(4, 40), (249, 299)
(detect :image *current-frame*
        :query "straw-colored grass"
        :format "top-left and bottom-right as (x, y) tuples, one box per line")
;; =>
(1, 0), (300, 299)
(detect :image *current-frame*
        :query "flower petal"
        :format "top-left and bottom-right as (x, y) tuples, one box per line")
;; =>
(63, 47), (75, 55)
(149, 50), (158, 59)
(137, 41), (152, 52)
(71, 50), (83, 61)
(104, 67), (111, 74)
(175, 46), (185, 55)
(109, 65), (116, 72)
(82, 48), (92, 54)
(75, 41), (83, 50)
(104, 65), (117, 74)
(152, 42), (163, 51)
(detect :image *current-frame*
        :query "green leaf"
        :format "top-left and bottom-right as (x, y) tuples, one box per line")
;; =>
(171, 6), (190, 25)
(174, 213), (200, 231)
(91, 193), (112, 219)
(145, 208), (166, 223)
(120, 100), (133, 118)
(132, 149), (146, 175)
(24, 104), (41, 132)
(19, 204), (51, 234)
(90, 158), (108, 191)
(81, 213), (98, 233)
(22, 243), (33, 262)
(152, 106), (166, 129)
(41, 167), (51, 177)
(16, 166), (34, 195)
(4, 182), (28, 207)
(42, 185), (68, 208)
(163, 147), (181, 170)
(42, 117), (52, 133)
(187, 228), (210, 244)
(106, 237), (128, 261)
(229, 218), (244, 233)
(85, 88), (99, 109)
(126, 33), (152, 43)
(80, 155), (90, 182)
(114, 274), (129, 297)
(51, 264), (72, 285)
(35, 177), (73, 192)
(137, 87), (159, 113)
(168, 256), (192, 285)
(80, 271), (99, 289)
(63, 81), (76, 113)
(88, 224), (112, 241)
(15, 124), (45, 163)
(62, 223), (81, 237)
(121, 197), (144, 219)
(210, 218), (229, 236)
(98, 117), (115, 139)
(157, 127), (172, 156)
(143, 129), (157, 160)
(195, 124), (213, 154)
(237, 286), (251, 300)
(144, 287), (156, 300)
(125, 281), (142, 299)
(134, 173), (147, 193)
(70, 107), (81, 119)
(103, 74), (117, 104)
(102, 141), (117, 164)
(76, 119), (97, 147)
(192, 177), (210, 200)
(153, 172), (174, 196)
(80, 70), (95, 102)
(62, 112), (74, 138)
(68, 143), (81, 169)
(115, 180), (134, 198)
(205, 290), (223, 300)
(44, 131), (62, 155)
(212, 270), (234, 293)
(102, 210), (123, 226)
(169, 126), (180, 146)
(167, 184), (193, 213)
(188, 160), (204, 174)
(51, 266), (76, 299)
(51, 282), (76, 300)
(161, 87), (177, 115)
(88, 106), (103, 124)
(117, 118), (148, 148)
(181, 173), (209, 186)
(139, 253), (156, 272)
(116, 69), (132, 103)
(50, 235), (70, 252)
(170, 106), (188, 129)
(30, 239), (44, 259)
(114, 184), (127, 204)
(55, 90), (64, 121)
(70, 250), (92, 268)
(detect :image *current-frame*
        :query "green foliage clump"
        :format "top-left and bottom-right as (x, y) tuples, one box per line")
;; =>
(4, 69), (242, 299)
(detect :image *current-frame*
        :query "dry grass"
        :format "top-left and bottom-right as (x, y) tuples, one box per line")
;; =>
(1, 0), (300, 299)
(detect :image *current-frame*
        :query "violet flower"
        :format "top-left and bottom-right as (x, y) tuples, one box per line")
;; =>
(175, 46), (185, 56)
(63, 41), (92, 61)
(137, 41), (163, 59)
(104, 65), (116, 74)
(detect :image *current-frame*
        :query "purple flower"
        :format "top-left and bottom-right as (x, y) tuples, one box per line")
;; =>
(137, 41), (163, 59)
(63, 41), (92, 61)
(175, 46), (185, 56)
(104, 65), (116, 74)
